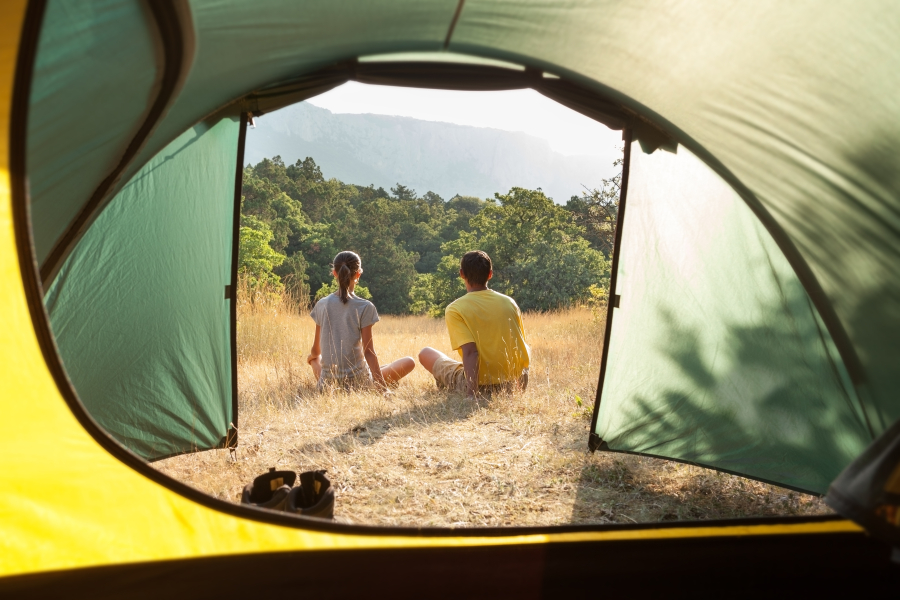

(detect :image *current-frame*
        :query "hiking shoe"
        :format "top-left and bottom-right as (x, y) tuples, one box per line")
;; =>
(286, 470), (335, 519)
(241, 468), (297, 511)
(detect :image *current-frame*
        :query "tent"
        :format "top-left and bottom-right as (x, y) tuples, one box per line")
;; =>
(2, 0), (899, 595)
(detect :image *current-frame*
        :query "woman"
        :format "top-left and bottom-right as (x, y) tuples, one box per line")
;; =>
(306, 250), (414, 391)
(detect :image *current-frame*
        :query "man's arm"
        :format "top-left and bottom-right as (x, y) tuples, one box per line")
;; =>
(460, 342), (479, 398)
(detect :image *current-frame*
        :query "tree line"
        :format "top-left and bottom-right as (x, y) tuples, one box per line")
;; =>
(239, 155), (620, 314)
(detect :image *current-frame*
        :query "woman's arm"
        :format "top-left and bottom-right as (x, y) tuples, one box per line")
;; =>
(361, 325), (387, 390)
(307, 325), (322, 363)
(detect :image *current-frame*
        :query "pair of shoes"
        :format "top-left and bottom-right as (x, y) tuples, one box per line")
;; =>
(241, 468), (335, 519)
(240, 468), (296, 511)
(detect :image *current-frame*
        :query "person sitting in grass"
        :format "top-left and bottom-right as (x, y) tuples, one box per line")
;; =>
(418, 250), (530, 398)
(307, 250), (415, 391)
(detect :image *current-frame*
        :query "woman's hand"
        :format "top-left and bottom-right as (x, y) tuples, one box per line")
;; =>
(306, 354), (320, 365)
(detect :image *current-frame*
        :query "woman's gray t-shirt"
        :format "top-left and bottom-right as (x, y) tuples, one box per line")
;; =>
(310, 293), (380, 381)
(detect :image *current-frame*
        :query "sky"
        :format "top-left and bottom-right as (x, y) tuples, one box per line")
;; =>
(306, 82), (623, 163)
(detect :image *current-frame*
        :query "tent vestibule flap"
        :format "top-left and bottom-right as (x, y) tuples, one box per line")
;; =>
(44, 116), (240, 460)
(593, 141), (873, 495)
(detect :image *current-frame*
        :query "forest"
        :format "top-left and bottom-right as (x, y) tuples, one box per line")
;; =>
(239, 155), (621, 314)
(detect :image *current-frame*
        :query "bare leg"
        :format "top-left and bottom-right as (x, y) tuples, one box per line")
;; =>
(309, 356), (323, 381)
(417, 347), (450, 376)
(380, 356), (415, 386)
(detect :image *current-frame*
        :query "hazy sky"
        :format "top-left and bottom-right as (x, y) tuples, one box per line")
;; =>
(306, 82), (623, 164)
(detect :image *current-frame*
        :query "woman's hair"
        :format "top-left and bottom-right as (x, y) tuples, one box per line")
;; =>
(333, 251), (361, 304)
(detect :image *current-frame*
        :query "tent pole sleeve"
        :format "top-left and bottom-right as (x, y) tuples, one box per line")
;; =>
(588, 128), (632, 452)
(39, 0), (194, 290)
(226, 112), (248, 449)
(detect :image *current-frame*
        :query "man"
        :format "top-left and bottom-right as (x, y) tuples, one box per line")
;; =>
(419, 250), (530, 397)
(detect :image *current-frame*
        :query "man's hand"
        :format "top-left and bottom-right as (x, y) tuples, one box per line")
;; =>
(460, 342), (479, 398)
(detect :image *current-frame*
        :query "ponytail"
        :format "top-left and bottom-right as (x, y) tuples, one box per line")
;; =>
(332, 251), (361, 304)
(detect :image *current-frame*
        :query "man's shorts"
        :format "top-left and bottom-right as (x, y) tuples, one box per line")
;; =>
(431, 355), (528, 396)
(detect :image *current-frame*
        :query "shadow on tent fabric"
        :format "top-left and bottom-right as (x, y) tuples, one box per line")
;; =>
(827, 136), (900, 433)
(572, 286), (873, 520)
(744, 125), (900, 434)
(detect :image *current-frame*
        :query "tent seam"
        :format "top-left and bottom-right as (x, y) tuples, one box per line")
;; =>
(443, 0), (465, 50)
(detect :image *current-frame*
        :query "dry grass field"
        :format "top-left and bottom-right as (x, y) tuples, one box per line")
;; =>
(155, 289), (831, 527)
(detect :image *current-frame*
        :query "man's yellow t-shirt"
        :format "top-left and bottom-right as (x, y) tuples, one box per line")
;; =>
(445, 289), (530, 386)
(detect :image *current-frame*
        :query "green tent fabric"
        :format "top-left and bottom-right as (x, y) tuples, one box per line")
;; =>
(594, 142), (873, 494)
(44, 116), (238, 459)
(27, 0), (158, 267)
(23, 0), (900, 495)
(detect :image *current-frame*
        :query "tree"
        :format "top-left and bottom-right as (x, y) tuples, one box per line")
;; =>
(273, 253), (310, 300)
(389, 190), (454, 274)
(503, 235), (607, 310)
(238, 217), (286, 290)
(565, 151), (623, 258)
(456, 187), (584, 278)
(424, 187), (609, 312)
(446, 195), (485, 235)
(286, 156), (324, 184)
(421, 190), (444, 206)
(290, 220), (341, 296)
(351, 198), (418, 314)
(391, 183), (416, 201)
(241, 156), (359, 300)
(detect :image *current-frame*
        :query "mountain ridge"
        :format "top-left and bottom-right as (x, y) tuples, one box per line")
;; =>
(245, 102), (615, 202)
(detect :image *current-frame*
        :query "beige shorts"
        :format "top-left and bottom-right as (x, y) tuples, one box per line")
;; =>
(431, 355), (528, 396)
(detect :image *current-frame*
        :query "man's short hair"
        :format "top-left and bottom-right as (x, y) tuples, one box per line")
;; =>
(460, 250), (492, 286)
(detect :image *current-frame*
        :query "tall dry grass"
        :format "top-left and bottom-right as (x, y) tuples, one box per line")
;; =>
(155, 285), (831, 527)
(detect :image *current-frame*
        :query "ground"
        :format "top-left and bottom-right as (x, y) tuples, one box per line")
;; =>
(155, 297), (831, 527)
